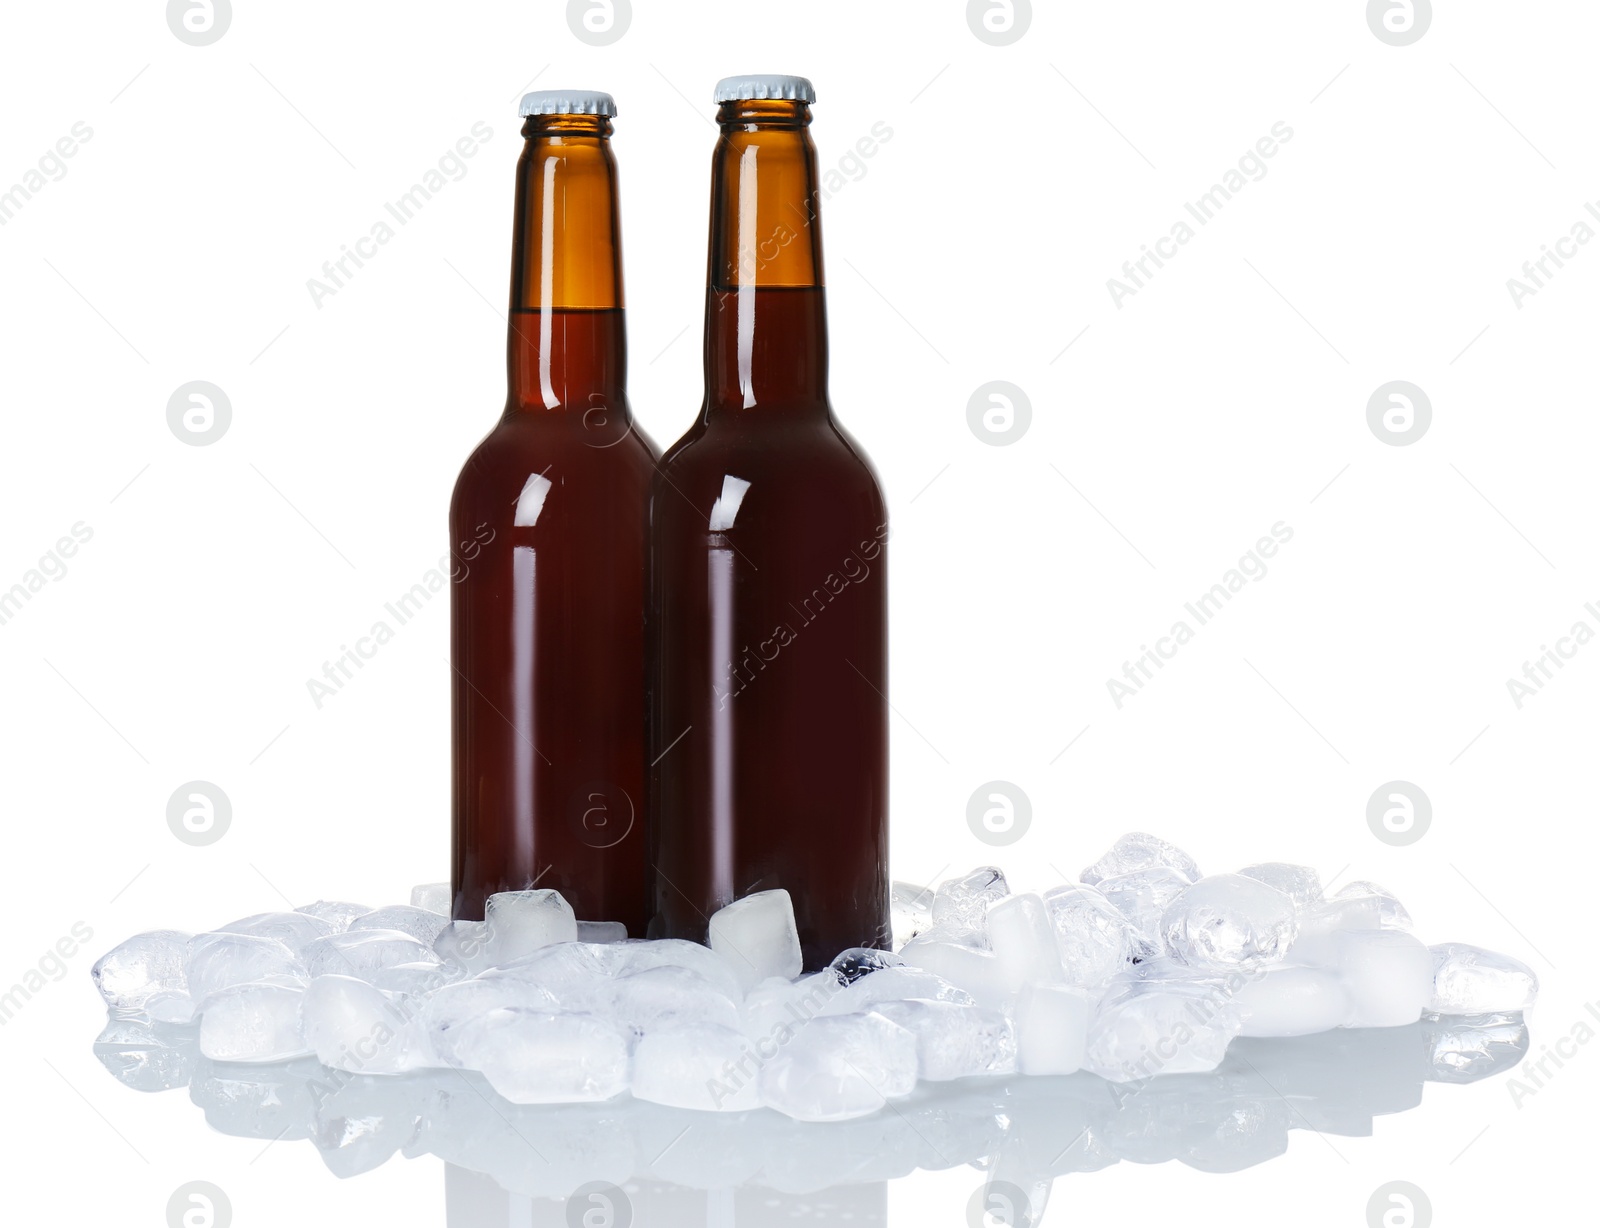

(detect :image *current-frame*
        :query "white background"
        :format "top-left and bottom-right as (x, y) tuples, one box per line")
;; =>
(0, 0), (1593, 1223)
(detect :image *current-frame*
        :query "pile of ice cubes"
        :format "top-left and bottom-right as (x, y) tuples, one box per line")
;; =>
(91, 833), (1539, 1123)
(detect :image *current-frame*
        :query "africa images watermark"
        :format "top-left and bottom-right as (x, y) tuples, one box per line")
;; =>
(1101, 963), (1268, 1099)
(305, 1004), (419, 1110)
(1105, 521), (1294, 709)
(0, 921), (94, 1027)
(1107, 122), (1295, 308)
(0, 522), (95, 629)
(706, 973), (844, 1108)
(0, 121), (94, 228)
(1502, 599), (1600, 709)
(1505, 998), (1600, 1108)
(712, 521), (890, 709)
(714, 119), (894, 291)
(1505, 199), (1600, 309)
(304, 550), (471, 708)
(306, 122), (494, 308)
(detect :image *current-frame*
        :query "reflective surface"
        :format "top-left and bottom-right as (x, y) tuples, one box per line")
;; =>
(93, 1014), (1529, 1223)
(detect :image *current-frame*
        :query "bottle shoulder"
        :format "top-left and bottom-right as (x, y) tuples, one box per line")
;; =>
(659, 412), (881, 486)
(458, 410), (658, 468)
(451, 411), (658, 520)
(653, 410), (886, 528)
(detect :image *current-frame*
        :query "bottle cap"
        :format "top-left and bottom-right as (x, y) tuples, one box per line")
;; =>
(519, 90), (618, 118)
(712, 75), (816, 104)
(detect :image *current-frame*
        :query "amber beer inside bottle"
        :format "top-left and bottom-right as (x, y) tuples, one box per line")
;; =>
(451, 93), (658, 930)
(650, 80), (890, 968)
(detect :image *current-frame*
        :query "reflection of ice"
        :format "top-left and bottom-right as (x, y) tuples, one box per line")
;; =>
(93, 1017), (198, 1092)
(94, 1014), (1527, 1211)
(1422, 1012), (1530, 1083)
(445, 1167), (890, 1227)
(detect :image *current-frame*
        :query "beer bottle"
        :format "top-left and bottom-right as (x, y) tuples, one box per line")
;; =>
(649, 76), (890, 968)
(451, 91), (658, 931)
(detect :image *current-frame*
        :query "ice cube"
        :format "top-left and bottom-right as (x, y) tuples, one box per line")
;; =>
(295, 901), (372, 932)
(816, 966), (975, 1016)
(481, 889), (578, 965)
(450, 1008), (630, 1104)
(1085, 981), (1242, 1081)
(1331, 881), (1412, 931)
(349, 906), (451, 947)
(216, 911), (336, 954)
(187, 932), (306, 1004)
(708, 889), (803, 991)
(198, 982), (311, 1062)
(1097, 866), (1192, 959)
(890, 881), (935, 946)
(758, 1012), (917, 1122)
(421, 975), (559, 1065)
(1041, 883), (1135, 986)
(633, 1023), (762, 1112)
(1232, 967), (1348, 1037)
(368, 961), (451, 998)
(303, 929), (438, 981)
(91, 930), (191, 1013)
(870, 999), (1016, 1080)
(1296, 929), (1431, 1028)
(606, 938), (745, 1002)
(1013, 983), (1091, 1075)
(577, 966), (742, 1037)
(484, 942), (614, 1000)
(144, 991), (197, 1025)
(1296, 894), (1384, 938)
(897, 934), (1013, 1008)
(431, 920), (495, 974)
(829, 947), (904, 985)
(1236, 863), (1323, 910)
(301, 974), (431, 1074)
(1123, 954), (1230, 987)
(743, 972), (845, 1040)
(577, 921), (628, 944)
(410, 883), (451, 916)
(1160, 874), (1299, 968)
(931, 867), (1010, 937)
(1428, 943), (1539, 1015)
(987, 893), (1066, 989)
(1080, 832), (1200, 887)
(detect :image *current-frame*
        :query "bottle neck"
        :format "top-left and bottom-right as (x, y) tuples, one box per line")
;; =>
(507, 114), (627, 414)
(702, 99), (829, 419)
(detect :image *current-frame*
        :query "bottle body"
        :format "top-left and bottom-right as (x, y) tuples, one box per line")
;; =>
(650, 90), (890, 968)
(452, 103), (658, 930)
(450, 380), (656, 927)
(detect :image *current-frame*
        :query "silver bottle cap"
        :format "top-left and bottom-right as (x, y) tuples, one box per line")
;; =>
(519, 90), (618, 118)
(712, 75), (816, 104)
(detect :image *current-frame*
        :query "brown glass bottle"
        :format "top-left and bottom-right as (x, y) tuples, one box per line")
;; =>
(451, 93), (657, 930)
(649, 78), (889, 969)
